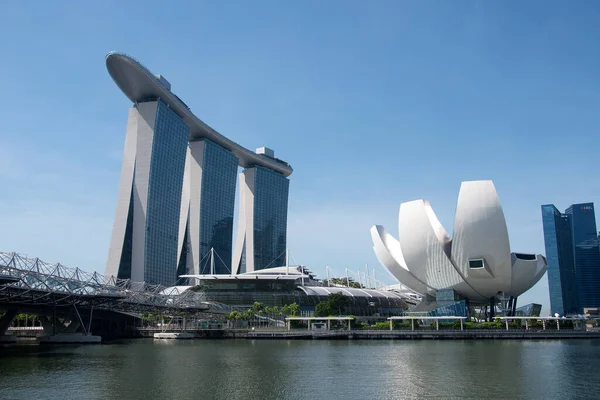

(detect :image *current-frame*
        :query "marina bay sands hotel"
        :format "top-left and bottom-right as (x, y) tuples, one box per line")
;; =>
(104, 53), (292, 286)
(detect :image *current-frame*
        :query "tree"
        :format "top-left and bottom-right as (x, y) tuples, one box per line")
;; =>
(315, 302), (332, 317)
(264, 306), (272, 317)
(327, 293), (348, 315)
(326, 277), (364, 288)
(251, 302), (263, 314)
(281, 302), (300, 317)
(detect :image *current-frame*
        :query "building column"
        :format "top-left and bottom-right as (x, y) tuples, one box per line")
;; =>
(389, 320), (393, 331)
(435, 320), (439, 331)
(460, 319), (463, 331)
(505, 320), (509, 331)
(411, 319), (414, 331)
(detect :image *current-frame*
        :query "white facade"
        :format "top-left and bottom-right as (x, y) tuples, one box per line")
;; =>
(371, 180), (547, 302)
(232, 168), (256, 274)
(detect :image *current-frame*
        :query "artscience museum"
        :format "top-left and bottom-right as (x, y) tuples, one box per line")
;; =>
(371, 180), (547, 318)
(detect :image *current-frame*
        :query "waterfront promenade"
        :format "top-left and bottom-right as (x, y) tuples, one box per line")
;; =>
(133, 327), (600, 341)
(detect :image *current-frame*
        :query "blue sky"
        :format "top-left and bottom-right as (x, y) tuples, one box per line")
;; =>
(1, 1), (599, 314)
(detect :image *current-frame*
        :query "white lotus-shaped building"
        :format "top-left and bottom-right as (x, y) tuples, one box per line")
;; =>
(371, 181), (547, 304)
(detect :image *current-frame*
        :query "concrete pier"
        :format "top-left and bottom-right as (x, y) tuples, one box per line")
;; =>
(37, 333), (101, 344)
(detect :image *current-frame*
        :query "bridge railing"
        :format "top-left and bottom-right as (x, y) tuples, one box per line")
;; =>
(0, 252), (227, 314)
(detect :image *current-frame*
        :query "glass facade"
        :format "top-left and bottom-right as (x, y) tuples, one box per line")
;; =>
(253, 166), (290, 271)
(541, 203), (600, 315)
(144, 100), (189, 286)
(565, 203), (600, 309)
(515, 303), (542, 317)
(428, 300), (468, 318)
(117, 188), (134, 280)
(197, 140), (238, 274)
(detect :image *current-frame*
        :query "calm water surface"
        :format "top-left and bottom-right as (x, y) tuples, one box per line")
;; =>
(1, 339), (599, 399)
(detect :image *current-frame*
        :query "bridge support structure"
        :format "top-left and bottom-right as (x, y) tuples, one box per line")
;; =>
(37, 305), (101, 344)
(0, 309), (17, 342)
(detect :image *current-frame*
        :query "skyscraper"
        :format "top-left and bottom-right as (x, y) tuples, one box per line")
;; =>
(105, 99), (189, 286)
(233, 149), (290, 273)
(177, 139), (238, 276)
(565, 203), (600, 309)
(542, 202), (600, 315)
(104, 52), (293, 285)
(541, 205), (579, 315)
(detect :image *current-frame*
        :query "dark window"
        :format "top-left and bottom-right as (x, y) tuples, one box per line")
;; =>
(514, 253), (536, 261)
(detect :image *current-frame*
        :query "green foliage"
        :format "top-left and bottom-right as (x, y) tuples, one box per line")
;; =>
(281, 302), (300, 317)
(288, 303), (300, 316)
(327, 293), (349, 315)
(290, 320), (305, 329)
(251, 302), (263, 314)
(527, 319), (543, 328)
(370, 321), (391, 330)
(314, 293), (348, 317)
(226, 311), (243, 321)
(393, 321), (413, 329)
(347, 315), (361, 329)
(325, 277), (364, 288)
(315, 302), (332, 317)
(462, 320), (503, 329)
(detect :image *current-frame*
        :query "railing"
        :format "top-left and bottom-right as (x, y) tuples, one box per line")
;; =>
(0, 252), (229, 314)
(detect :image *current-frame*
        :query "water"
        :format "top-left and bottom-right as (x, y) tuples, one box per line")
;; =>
(1, 339), (599, 399)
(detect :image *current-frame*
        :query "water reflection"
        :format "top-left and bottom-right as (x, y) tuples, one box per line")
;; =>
(1, 339), (599, 399)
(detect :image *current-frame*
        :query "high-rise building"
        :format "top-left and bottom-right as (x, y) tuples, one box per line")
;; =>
(565, 203), (600, 309)
(541, 205), (579, 315)
(105, 99), (189, 286)
(104, 52), (293, 285)
(233, 154), (290, 273)
(177, 139), (238, 276)
(542, 202), (600, 315)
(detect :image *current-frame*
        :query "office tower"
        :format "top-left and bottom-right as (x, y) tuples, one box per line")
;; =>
(565, 204), (600, 309)
(542, 202), (600, 314)
(541, 205), (579, 315)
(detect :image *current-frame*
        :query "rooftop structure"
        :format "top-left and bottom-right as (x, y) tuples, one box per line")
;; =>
(165, 265), (408, 315)
(104, 52), (293, 286)
(105, 52), (292, 176)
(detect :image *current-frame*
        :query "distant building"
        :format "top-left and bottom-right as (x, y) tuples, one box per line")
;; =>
(542, 202), (600, 315)
(515, 303), (542, 317)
